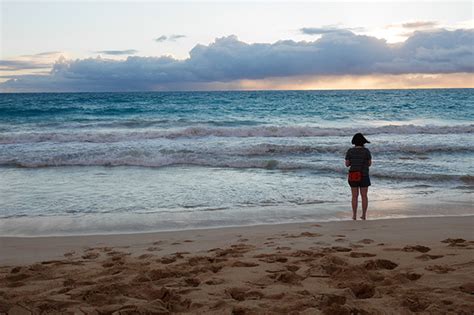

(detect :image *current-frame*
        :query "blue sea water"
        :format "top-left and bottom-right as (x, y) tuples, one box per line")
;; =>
(0, 89), (473, 236)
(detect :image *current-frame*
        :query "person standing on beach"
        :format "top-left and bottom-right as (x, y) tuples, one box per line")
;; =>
(345, 133), (372, 220)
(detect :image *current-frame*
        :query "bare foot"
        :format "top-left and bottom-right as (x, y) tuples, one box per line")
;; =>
(360, 216), (366, 220)
(352, 216), (357, 220)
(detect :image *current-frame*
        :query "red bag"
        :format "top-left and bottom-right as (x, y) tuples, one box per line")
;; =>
(348, 171), (362, 182)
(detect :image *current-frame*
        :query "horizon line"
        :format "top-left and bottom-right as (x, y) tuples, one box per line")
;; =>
(1, 86), (473, 94)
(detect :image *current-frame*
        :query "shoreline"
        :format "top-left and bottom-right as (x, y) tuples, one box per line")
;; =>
(1, 197), (473, 238)
(1, 215), (473, 265)
(1, 212), (474, 238)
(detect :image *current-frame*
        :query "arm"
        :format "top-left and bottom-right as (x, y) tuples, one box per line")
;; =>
(345, 160), (351, 167)
(368, 160), (372, 167)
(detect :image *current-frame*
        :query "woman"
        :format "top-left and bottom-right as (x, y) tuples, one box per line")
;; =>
(345, 133), (372, 220)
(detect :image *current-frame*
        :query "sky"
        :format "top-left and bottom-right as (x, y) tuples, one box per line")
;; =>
(0, 0), (473, 92)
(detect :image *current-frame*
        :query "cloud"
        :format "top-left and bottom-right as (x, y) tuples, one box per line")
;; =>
(169, 34), (186, 41)
(155, 34), (186, 42)
(0, 60), (52, 71)
(1, 28), (473, 92)
(21, 51), (62, 57)
(300, 26), (354, 35)
(402, 21), (438, 29)
(95, 49), (138, 56)
(155, 35), (168, 42)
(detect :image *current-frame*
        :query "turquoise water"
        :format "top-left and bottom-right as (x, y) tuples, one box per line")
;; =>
(0, 89), (473, 235)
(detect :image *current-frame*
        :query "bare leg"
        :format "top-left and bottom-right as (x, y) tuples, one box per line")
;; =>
(360, 187), (368, 220)
(351, 187), (359, 220)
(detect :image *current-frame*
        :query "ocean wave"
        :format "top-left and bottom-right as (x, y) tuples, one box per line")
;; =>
(1, 156), (470, 184)
(1, 141), (473, 172)
(0, 124), (472, 144)
(238, 143), (474, 156)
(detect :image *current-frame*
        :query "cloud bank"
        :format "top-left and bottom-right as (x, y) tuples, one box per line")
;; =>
(1, 28), (473, 92)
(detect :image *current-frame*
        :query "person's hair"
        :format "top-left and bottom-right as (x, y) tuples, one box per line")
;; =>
(351, 133), (370, 146)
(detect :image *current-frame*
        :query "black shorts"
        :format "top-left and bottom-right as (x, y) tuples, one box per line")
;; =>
(348, 176), (371, 188)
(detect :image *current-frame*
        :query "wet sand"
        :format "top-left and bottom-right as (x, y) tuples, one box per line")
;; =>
(1, 216), (474, 314)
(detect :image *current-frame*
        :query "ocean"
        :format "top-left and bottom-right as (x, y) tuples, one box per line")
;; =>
(0, 89), (472, 236)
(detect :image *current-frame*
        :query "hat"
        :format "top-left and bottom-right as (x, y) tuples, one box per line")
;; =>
(351, 133), (370, 146)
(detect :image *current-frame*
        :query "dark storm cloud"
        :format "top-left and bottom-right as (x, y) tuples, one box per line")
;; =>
(1, 28), (473, 92)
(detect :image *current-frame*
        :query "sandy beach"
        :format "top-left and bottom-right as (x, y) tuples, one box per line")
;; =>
(1, 216), (473, 314)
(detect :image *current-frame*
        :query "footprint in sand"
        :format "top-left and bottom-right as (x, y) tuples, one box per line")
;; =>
(441, 238), (469, 247)
(320, 255), (348, 275)
(415, 254), (444, 261)
(205, 278), (225, 285)
(328, 246), (352, 252)
(402, 272), (423, 281)
(147, 246), (162, 252)
(357, 239), (375, 244)
(226, 287), (265, 301)
(254, 253), (288, 263)
(10, 266), (22, 273)
(291, 249), (325, 258)
(138, 254), (153, 259)
(285, 232), (322, 238)
(319, 293), (347, 307)
(102, 261), (115, 268)
(232, 261), (259, 267)
(425, 265), (455, 274)
(285, 265), (300, 272)
(347, 282), (376, 299)
(459, 282), (474, 294)
(184, 277), (201, 287)
(268, 271), (304, 285)
(349, 252), (376, 258)
(403, 245), (431, 253)
(173, 251), (190, 257)
(159, 256), (177, 264)
(81, 252), (100, 260)
(401, 296), (431, 312)
(64, 251), (75, 258)
(441, 238), (466, 244)
(363, 259), (398, 270)
(5, 272), (30, 286)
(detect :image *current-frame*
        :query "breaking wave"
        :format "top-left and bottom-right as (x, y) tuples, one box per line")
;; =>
(0, 124), (472, 144)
